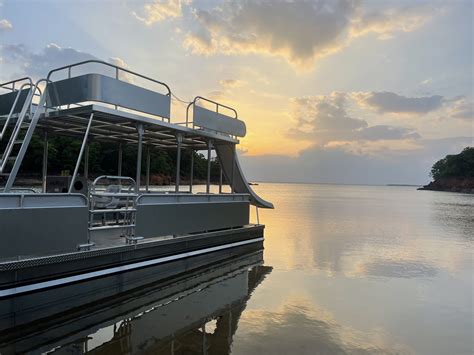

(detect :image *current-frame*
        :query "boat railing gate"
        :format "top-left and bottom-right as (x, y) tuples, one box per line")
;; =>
(46, 60), (172, 120)
(88, 175), (141, 245)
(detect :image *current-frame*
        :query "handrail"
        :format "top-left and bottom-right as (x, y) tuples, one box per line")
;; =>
(46, 60), (171, 96)
(186, 96), (238, 127)
(0, 83), (34, 140)
(91, 175), (137, 193)
(0, 77), (33, 92)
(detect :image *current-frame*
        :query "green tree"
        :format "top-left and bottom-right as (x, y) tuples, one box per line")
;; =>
(430, 147), (474, 180)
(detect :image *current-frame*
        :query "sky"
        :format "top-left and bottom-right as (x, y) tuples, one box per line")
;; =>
(0, 0), (473, 185)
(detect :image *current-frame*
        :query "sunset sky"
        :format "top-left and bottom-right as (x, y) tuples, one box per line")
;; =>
(0, 0), (472, 184)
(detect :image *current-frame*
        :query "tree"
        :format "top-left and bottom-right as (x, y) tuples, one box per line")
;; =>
(430, 147), (474, 180)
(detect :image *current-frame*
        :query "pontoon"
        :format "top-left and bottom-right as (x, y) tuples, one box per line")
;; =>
(0, 60), (272, 309)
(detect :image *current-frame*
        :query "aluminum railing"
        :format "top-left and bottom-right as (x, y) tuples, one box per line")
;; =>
(89, 175), (140, 243)
(185, 96), (238, 128)
(46, 60), (171, 96)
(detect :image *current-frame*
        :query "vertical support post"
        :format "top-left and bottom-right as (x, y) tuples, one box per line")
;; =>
(118, 143), (123, 176)
(231, 145), (235, 193)
(136, 124), (144, 193)
(69, 113), (94, 193)
(206, 140), (212, 194)
(175, 134), (182, 193)
(189, 149), (194, 193)
(42, 131), (48, 193)
(146, 146), (151, 193)
(219, 166), (223, 194)
(84, 142), (89, 180)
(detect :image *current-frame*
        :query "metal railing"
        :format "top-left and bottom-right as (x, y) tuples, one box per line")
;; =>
(46, 60), (171, 96)
(186, 96), (238, 128)
(89, 176), (140, 243)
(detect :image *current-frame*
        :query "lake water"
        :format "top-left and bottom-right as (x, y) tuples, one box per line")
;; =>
(2, 183), (473, 354)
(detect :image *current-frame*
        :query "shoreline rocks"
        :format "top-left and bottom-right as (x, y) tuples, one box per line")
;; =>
(418, 177), (474, 194)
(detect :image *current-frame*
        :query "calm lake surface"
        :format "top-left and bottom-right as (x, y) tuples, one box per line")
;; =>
(4, 183), (473, 354)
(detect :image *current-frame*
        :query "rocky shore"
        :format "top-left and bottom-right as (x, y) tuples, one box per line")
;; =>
(418, 177), (474, 194)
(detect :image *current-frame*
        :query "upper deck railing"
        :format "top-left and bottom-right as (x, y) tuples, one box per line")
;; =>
(46, 60), (171, 95)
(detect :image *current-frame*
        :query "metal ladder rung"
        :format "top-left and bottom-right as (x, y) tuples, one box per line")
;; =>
(90, 208), (137, 213)
(89, 224), (136, 231)
(0, 156), (17, 164)
(14, 140), (24, 144)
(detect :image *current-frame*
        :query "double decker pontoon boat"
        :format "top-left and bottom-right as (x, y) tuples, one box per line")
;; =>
(0, 60), (273, 322)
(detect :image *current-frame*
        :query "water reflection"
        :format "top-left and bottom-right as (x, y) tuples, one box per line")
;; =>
(0, 251), (271, 354)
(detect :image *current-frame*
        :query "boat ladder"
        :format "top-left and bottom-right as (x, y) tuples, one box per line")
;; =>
(88, 176), (142, 244)
(0, 78), (47, 191)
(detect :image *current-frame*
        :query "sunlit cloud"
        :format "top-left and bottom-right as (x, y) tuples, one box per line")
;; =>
(445, 97), (474, 121)
(0, 19), (12, 31)
(133, 0), (189, 25)
(350, 4), (438, 40)
(178, 0), (437, 70)
(219, 79), (246, 89)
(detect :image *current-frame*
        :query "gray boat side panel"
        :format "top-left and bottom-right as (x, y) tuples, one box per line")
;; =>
(0, 89), (29, 115)
(0, 206), (88, 260)
(214, 142), (274, 209)
(193, 105), (246, 137)
(0, 245), (263, 333)
(136, 201), (250, 238)
(0, 225), (263, 288)
(47, 74), (171, 118)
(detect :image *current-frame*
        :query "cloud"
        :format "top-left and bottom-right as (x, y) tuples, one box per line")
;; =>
(0, 19), (12, 31)
(184, 0), (357, 69)
(1, 43), (131, 81)
(447, 97), (473, 121)
(288, 92), (420, 145)
(219, 79), (246, 88)
(355, 91), (444, 114)
(240, 136), (472, 185)
(350, 4), (436, 40)
(180, 0), (436, 70)
(133, 0), (188, 25)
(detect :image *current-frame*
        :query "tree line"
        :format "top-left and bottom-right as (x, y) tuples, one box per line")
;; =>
(12, 133), (223, 184)
(430, 147), (474, 180)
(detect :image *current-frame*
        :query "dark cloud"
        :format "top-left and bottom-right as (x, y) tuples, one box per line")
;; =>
(240, 136), (472, 185)
(175, 0), (436, 69)
(289, 93), (419, 143)
(1, 43), (130, 81)
(360, 91), (444, 114)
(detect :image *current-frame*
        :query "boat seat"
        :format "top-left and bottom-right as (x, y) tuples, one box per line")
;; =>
(93, 185), (131, 209)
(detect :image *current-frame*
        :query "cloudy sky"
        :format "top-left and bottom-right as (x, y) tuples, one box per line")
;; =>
(0, 0), (472, 184)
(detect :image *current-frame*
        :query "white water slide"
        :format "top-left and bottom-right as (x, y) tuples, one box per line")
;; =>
(214, 143), (273, 209)
(189, 97), (274, 209)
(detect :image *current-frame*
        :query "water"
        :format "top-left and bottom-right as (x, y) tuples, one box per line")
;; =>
(2, 183), (473, 354)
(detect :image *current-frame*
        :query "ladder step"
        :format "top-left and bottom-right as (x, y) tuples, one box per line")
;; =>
(0, 157), (17, 164)
(14, 140), (24, 144)
(90, 208), (137, 213)
(89, 224), (136, 231)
